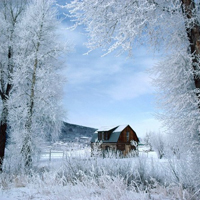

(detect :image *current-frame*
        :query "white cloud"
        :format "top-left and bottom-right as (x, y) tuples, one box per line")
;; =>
(105, 71), (154, 101)
(65, 54), (124, 85)
(64, 52), (158, 102)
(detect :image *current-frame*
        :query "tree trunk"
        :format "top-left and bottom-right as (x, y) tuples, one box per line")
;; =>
(21, 135), (32, 169)
(181, 0), (200, 99)
(0, 98), (9, 171)
(21, 55), (38, 169)
(0, 123), (7, 171)
(20, 16), (42, 169)
(0, 47), (13, 171)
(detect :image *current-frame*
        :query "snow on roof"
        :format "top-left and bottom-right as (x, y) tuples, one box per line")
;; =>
(113, 125), (128, 133)
(96, 125), (129, 132)
(91, 125), (131, 143)
(97, 125), (118, 132)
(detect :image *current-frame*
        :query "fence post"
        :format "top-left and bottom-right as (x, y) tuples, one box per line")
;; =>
(49, 149), (51, 162)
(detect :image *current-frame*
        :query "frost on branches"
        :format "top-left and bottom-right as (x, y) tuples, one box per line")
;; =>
(66, 1), (200, 153)
(153, 51), (200, 154)
(0, 0), (28, 171)
(0, 0), (66, 171)
(9, 0), (66, 170)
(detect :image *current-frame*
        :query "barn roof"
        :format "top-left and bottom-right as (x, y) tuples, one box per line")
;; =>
(105, 131), (121, 143)
(91, 125), (129, 143)
(96, 125), (118, 132)
(113, 125), (127, 133)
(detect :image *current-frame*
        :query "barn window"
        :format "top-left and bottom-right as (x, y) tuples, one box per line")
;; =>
(105, 132), (108, 140)
(126, 131), (129, 142)
(98, 132), (102, 140)
(98, 132), (108, 140)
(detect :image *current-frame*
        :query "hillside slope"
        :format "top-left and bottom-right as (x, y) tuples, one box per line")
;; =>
(59, 122), (97, 143)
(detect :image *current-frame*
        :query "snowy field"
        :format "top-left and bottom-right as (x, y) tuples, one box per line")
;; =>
(0, 145), (197, 200)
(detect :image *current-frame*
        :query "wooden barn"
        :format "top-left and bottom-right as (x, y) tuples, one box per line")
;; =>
(91, 125), (139, 156)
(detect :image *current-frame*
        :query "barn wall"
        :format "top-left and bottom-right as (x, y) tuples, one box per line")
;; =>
(118, 125), (138, 143)
(101, 143), (117, 150)
(91, 142), (137, 157)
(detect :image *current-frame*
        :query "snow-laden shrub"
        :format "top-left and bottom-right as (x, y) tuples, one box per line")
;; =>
(1, 147), (200, 199)
(50, 152), (166, 193)
(1, 152), (200, 199)
(53, 152), (200, 199)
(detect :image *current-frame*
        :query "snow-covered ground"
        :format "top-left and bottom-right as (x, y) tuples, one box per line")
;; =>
(0, 145), (196, 200)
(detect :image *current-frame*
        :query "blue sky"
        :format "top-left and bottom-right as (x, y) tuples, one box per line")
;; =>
(57, 1), (162, 137)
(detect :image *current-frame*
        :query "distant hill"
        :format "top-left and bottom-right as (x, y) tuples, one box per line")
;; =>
(59, 122), (97, 144)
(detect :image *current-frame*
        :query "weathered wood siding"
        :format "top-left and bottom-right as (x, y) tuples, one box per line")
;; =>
(117, 125), (138, 143)
(101, 143), (117, 150)
(117, 143), (125, 151)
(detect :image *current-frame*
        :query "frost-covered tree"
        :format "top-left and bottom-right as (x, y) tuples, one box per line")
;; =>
(0, 0), (67, 171)
(144, 132), (153, 151)
(0, 0), (28, 171)
(149, 132), (165, 159)
(65, 1), (200, 153)
(7, 0), (66, 170)
(152, 51), (200, 154)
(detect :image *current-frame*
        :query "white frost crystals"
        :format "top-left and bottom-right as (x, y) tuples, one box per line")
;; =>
(66, 0), (158, 56)
(1, 0), (67, 171)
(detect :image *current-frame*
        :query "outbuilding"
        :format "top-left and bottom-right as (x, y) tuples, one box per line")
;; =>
(91, 125), (139, 156)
